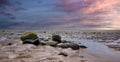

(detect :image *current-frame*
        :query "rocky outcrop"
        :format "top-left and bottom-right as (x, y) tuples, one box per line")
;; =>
(20, 32), (87, 50)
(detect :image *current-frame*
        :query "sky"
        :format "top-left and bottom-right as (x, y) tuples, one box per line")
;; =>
(0, 0), (120, 30)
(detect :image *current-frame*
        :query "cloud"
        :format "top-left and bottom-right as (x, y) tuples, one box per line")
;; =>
(57, 0), (120, 14)
(0, 0), (120, 30)
(0, 0), (23, 18)
(55, 0), (120, 29)
(0, 0), (11, 6)
(82, 0), (119, 14)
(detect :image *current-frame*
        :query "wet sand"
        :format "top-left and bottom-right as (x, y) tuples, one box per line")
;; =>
(67, 39), (120, 62)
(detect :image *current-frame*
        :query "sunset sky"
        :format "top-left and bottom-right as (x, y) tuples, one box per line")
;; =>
(0, 0), (120, 30)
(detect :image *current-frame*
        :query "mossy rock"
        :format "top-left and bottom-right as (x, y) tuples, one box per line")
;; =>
(41, 41), (58, 47)
(20, 32), (38, 41)
(52, 35), (61, 43)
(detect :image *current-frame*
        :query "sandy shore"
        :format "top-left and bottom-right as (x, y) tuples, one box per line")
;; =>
(0, 43), (89, 62)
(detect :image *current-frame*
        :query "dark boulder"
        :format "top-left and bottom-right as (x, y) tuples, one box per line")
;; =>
(79, 45), (87, 48)
(23, 39), (33, 44)
(32, 39), (40, 46)
(70, 43), (80, 50)
(57, 42), (80, 50)
(23, 39), (40, 46)
(52, 35), (61, 43)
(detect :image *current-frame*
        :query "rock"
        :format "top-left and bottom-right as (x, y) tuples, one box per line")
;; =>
(32, 39), (40, 46)
(44, 39), (49, 41)
(39, 38), (45, 40)
(23, 39), (40, 46)
(57, 43), (69, 48)
(41, 41), (58, 47)
(58, 52), (68, 57)
(61, 40), (68, 43)
(70, 43), (80, 50)
(57, 42), (80, 50)
(20, 32), (38, 41)
(61, 40), (74, 43)
(20, 32), (41, 46)
(52, 35), (61, 43)
(79, 45), (87, 48)
(46, 41), (58, 47)
(8, 43), (13, 46)
(23, 39), (33, 44)
(78, 43), (81, 44)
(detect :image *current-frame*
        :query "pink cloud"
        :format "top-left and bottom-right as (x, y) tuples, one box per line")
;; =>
(58, 0), (120, 14)
(56, 0), (120, 29)
(81, 0), (120, 14)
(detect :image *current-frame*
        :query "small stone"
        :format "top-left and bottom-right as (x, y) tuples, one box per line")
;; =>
(8, 43), (13, 46)
(58, 52), (68, 57)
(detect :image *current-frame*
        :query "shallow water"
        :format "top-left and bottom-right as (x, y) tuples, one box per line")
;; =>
(0, 37), (7, 41)
(64, 38), (120, 62)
